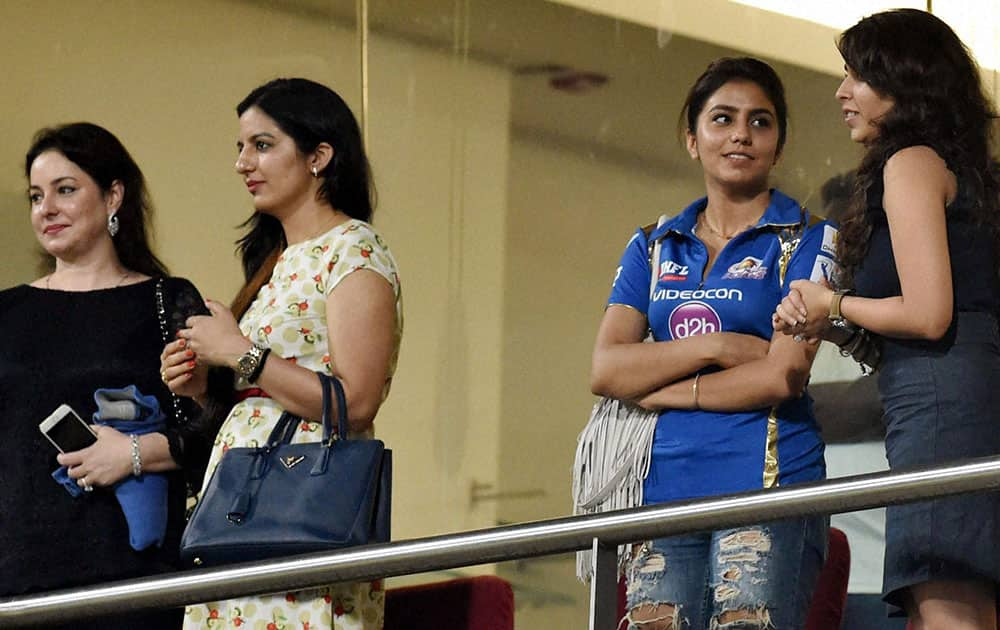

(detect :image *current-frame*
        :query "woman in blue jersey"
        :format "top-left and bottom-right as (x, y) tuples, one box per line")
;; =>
(774, 10), (1000, 628)
(591, 57), (833, 629)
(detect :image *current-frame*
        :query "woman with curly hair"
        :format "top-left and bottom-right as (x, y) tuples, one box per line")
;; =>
(774, 9), (1000, 627)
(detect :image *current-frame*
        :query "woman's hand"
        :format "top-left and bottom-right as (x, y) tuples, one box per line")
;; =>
(711, 332), (770, 368)
(57, 426), (133, 488)
(773, 280), (833, 339)
(179, 299), (251, 369)
(773, 285), (806, 333)
(160, 339), (207, 399)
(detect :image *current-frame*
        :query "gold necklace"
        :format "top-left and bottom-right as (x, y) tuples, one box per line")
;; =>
(697, 213), (757, 240)
(45, 270), (132, 290)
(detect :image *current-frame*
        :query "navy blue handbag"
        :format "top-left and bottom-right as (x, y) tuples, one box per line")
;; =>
(179, 372), (392, 567)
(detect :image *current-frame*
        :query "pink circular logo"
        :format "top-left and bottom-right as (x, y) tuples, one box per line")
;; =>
(668, 301), (721, 338)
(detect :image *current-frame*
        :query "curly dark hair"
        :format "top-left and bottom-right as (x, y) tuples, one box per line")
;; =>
(835, 9), (1000, 286)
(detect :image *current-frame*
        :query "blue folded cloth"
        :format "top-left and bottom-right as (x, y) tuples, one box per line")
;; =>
(52, 385), (168, 551)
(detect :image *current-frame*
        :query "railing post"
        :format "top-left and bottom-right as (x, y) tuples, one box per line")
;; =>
(589, 538), (619, 630)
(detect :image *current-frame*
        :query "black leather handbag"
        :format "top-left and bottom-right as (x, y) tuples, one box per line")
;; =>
(180, 372), (391, 567)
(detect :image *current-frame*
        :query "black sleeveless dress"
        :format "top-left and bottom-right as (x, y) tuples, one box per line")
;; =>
(854, 165), (1000, 613)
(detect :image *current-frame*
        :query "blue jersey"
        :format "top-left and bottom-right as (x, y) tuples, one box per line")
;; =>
(607, 189), (836, 503)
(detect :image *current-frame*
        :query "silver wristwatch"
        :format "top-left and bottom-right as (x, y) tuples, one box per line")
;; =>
(235, 342), (266, 381)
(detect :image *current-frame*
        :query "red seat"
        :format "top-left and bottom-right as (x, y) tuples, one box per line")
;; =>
(806, 527), (852, 630)
(384, 575), (514, 630)
(615, 527), (851, 629)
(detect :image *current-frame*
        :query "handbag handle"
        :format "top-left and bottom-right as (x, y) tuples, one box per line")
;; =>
(318, 372), (349, 444)
(263, 372), (349, 447)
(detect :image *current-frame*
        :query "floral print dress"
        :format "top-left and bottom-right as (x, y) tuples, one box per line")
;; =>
(184, 220), (402, 630)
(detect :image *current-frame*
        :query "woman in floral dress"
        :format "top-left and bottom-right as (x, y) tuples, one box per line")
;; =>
(162, 78), (402, 630)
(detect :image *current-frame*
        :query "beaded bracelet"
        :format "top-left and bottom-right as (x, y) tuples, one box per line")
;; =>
(130, 434), (143, 477)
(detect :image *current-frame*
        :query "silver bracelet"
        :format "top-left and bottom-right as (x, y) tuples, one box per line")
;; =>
(130, 434), (143, 477)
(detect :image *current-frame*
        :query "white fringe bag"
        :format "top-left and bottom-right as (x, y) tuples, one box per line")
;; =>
(572, 215), (667, 583)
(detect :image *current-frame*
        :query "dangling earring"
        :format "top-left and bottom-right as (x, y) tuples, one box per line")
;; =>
(311, 166), (319, 178)
(107, 212), (120, 237)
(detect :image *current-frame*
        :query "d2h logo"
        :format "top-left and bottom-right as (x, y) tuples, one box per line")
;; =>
(668, 301), (721, 338)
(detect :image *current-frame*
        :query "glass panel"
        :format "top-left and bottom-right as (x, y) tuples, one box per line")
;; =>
(365, 2), (992, 627)
(0, 0), (360, 299)
(5, 1), (993, 626)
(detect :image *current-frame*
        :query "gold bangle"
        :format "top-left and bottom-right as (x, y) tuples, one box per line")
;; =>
(692, 373), (701, 410)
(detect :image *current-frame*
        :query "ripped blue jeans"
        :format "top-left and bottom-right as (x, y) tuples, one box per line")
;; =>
(623, 516), (827, 629)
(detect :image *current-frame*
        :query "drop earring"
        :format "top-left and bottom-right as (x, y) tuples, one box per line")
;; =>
(107, 212), (120, 237)
(311, 166), (319, 177)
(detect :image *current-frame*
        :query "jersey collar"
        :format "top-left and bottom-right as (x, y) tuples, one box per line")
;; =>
(650, 188), (804, 241)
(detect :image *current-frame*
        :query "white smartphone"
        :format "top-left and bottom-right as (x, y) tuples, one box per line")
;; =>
(39, 404), (97, 453)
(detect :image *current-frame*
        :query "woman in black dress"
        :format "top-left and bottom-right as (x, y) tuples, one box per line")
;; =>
(774, 9), (1000, 628)
(0, 123), (215, 628)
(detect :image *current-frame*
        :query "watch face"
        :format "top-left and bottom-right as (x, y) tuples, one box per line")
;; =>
(237, 347), (260, 378)
(236, 358), (253, 378)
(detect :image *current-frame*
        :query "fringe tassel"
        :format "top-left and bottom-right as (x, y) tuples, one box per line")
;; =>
(572, 396), (658, 583)
(574, 214), (666, 583)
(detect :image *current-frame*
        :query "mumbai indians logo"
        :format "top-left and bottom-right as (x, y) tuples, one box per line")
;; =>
(722, 256), (767, 280)
(669, 301), (721, 338)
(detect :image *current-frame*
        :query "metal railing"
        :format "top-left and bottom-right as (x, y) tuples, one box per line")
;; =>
(4, 455), (1000, 627)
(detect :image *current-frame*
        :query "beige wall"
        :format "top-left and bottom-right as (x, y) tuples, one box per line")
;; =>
(498, 133), (702, 526)
(0, 1), (508, 552)
(0, 0), (360, 297)
(496, 132), (706, 627)
(367, 32), (511, 542)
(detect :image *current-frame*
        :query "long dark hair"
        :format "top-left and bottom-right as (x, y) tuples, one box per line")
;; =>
(231, 78), (375, 318)
(835, 9), (1000, 285)
(680, 56), (789, 156)
(25, 122), (168, 277)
